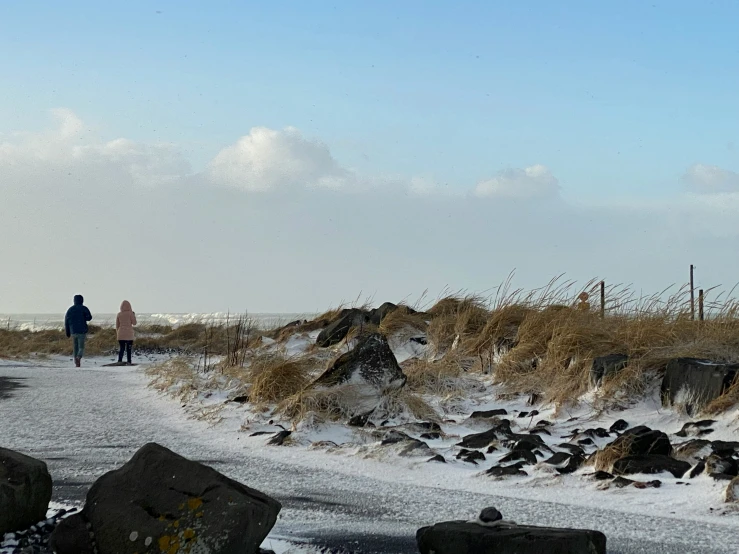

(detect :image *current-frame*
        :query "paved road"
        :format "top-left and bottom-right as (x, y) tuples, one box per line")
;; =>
(1, 360), (738, 554)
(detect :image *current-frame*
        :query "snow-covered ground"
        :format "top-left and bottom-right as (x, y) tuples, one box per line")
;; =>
(1, 355), (739, 553)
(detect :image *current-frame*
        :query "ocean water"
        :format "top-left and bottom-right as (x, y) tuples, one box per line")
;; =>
(0, 312), (314, 332)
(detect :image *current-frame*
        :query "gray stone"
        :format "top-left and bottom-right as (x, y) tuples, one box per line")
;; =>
(83, 442), (281, 554)
(417, 520), (606, 554)
(314, 333), (406, 390)
(0, 447), (52, 536)
(590, 354), (628, 387)
(661, 358), (739, 415)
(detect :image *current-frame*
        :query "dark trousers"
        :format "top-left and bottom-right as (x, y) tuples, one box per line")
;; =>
(118, 340), (133, 363)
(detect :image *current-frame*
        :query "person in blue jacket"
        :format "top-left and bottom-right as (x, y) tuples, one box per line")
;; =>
(64, 294), (93, 367)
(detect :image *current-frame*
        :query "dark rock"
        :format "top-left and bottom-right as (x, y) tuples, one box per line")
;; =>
(486, 445), (498, 454)
(676, 419), (717, 437)
(368, 302), (399, 326)
(592, 471), (614, 481)
(398, 439), (431, 457)
(427, 454), (446, 463)
(0, 447), (53, 536)
(613, 476), (634, 488)
(470, 409), (508, 418)
(705, 454), (738, 477)
(416, 520), (606, 554)
(710, 473), (735, 481)
(612, 455), (691, 478)
(231, 395), (249, 404)
(314, 333), (406, 391)
(578, 438), (594, 446)
(267, 430), (292, 446)
(499, 450), (538, 466)
(609, 419), (629, 433)
(633, 480), (662, 489)
(82, 442), (281, 554)
(410, 336), (428, 346)
(590, 354), (629, 387)
(486, 465), (528, 478)
(557, 444), (585, 456)
(478, 507), (502, 524)
(316, 308), (371, 347)
(457, 420), (512, 449)
(517, 411), (529, 418)
(602, 425), (672, 458)
(689, 462), (705, 478)
(661, 358), (739, 415)
(420, 432), (441, 440)
(673, 439), (712, 464)
(711, 440), (739, 456)
(347, 411), (373, 427)
(528, 427), (551, 436)
(49, 514), (95, 554)
(535, 420), (553, 427)
(381, 430), (412, 445)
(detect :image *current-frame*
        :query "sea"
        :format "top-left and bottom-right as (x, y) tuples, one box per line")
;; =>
(0, 313), (314, 332)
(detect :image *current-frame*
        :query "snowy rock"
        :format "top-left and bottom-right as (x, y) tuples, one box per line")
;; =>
(368, 302), (400, 325)
(661, 358), (739, 415)
(49, 514), (95, 554)
(590, 354), (628, 387)
(82, 442), (281, 554)
(0, 448), (52, 536)
(599, 425), (672, 462)
(704, 454), (738, 478)
(315, 309), (370, 347)
(416, 518), (607, 554)
(314, 333), (407, 391)
(612, 455), (691, 478)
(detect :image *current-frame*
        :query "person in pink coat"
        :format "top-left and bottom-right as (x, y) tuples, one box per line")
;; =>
(116, 300), (137, 364)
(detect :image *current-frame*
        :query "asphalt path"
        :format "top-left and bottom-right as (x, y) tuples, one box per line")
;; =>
(1, 359), (738, 554)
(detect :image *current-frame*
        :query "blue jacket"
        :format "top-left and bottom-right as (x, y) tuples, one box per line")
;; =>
(65, 296), (92, 336)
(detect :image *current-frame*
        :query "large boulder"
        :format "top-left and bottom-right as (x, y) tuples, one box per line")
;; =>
(661, 358), (739, 415)
(612, 455), (691, 478)
(82, 443), (281, 554)
(604, 425), (671, 457)
(49, 513), (96, 554)
(417, 516), (606, 554)
(590, 354), (629, 387)
(0, 447), (53, 535)
(316, 308), (371, 347)
(314, 333), (406, 391)
(368, 302), (401, 325)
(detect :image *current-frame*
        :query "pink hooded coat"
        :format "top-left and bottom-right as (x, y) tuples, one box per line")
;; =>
(116, 301), (137, 341)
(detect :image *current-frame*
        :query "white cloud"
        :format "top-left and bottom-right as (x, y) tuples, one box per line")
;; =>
(682, 164), (739, 194)
(207, 126), (356, 191)
(0, 109), (191, 187)
(473, 164), (559, 199)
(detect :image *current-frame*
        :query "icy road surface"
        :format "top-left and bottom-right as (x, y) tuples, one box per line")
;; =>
(1, 359), (738, 554)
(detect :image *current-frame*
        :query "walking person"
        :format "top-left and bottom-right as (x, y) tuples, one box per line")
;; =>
(64, 294), (93, 367)
(116, 300), (137, 365)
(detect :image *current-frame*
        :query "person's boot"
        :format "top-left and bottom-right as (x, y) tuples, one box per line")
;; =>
(74, 357), (81, 368)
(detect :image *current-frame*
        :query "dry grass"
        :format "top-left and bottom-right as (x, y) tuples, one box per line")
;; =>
(704, 374), (739, 415)
(246, 353), (314, 404)
(426, 294), (489, 355)
(278, 384), (368, 422)
(145, 357), (199, 402)
(378, 305), (428, 337)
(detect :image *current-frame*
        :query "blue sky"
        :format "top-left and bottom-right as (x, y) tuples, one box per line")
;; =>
(2, 2), (739, 312)
(2, 1), (737, 199)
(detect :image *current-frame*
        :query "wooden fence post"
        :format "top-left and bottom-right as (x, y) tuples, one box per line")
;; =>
(699, 289), (704, 322)
(690, 264), (695, 320)
(600, 281), (605, 319)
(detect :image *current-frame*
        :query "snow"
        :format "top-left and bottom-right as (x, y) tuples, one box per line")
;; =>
(1, 352), (739, 553)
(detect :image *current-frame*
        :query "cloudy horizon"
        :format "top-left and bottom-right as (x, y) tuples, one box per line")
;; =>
(1, 2), (738, 314)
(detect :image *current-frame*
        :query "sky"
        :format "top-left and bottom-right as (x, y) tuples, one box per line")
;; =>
(1, 1), (738, 313)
